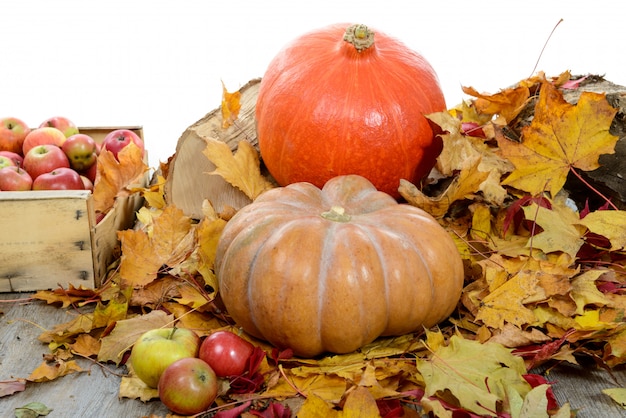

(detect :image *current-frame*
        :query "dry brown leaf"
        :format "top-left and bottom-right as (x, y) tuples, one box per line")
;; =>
(119, 370), (159, 402)
(97, 310), (174, 364)
(118, 205), (196, 287)
(93, 143), (148, 214)
(461, 84), (531, 123)
(69, 334), (102, 358)
(27, 359), (83, 382)
(400, 158), (489, 218)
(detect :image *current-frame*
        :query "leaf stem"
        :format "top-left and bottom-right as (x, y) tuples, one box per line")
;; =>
(529, 18), (563, 78)
(278, 364), (308, 398)
(569, 166), (619, 210)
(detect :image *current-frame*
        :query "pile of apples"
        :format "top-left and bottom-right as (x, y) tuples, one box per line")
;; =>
(130, 328), (257, 415)
(0, 116), (144, 191)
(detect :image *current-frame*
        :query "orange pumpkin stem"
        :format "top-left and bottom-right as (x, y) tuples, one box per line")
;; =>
(321, 205), (352, 222)
(343, 24), (375, 52)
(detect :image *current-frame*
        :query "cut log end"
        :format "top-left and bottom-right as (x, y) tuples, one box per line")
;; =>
(164, 79), (261, 219)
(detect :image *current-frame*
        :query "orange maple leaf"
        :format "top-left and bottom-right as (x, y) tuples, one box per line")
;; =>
(27, 359), (83, 382)
(462, 84), (531, 123)
(118, 205), (195, 287)
(497, 81), (619, 197)
(221, 81), (242, 129)
(93, 143), (148, 214)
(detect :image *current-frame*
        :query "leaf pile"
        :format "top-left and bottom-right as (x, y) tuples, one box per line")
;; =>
(3, 73), (626, 417)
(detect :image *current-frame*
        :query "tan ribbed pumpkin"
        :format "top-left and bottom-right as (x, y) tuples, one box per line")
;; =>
(215, 175), (464, 357)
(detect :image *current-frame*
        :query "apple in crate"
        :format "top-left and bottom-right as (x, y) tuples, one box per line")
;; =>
(39, 116), (79, 138)
(101, 129), (144, 160)
(23, 127), (67, 155)
(0, 155), (16, 169)
(62, 133), (98, 171)
(32, 167), (84, 190)
(79, 160), (97, 183)
(0, 151), (24, 167)
(0, 117), (30, 154)
(23, 144), (70, 179)
(80, 175), (93, 191)
(0, 166), (33, 191)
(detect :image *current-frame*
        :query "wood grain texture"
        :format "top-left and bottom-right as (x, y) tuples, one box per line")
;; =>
(0, 293), (170, 417)
(164, 79), (261, 219)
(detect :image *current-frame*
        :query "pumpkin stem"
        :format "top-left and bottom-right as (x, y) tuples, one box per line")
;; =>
(343, 24), (375, 52)
(321, 205), (352, 222)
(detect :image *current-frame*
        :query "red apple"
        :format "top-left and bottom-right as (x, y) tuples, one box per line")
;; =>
(32, 167), (84, 190)
(129, 327), (200, 389)
(0, 155), (16, 169)
(62, 133), (98, 171)
(0, 166), (33, 191)
(79, 160), (97, 183)
(80, 175), (93, 191)
(39, 116), (79, 138)
(0, 117), (30, 155)
(22, 127), (67, 155)
(23, 144), (70, 179)
(158, 357), (218, 415)
(0, 150), (24, 167)
(198, 331), (255, 377)
(101, 129), (144, 160)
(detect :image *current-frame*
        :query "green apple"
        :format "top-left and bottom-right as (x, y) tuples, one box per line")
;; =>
(129, 327), (200, 388)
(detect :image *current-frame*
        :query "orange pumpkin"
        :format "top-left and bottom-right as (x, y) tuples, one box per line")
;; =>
(215, 175), (464, 357)
(255, 23), (446, 198)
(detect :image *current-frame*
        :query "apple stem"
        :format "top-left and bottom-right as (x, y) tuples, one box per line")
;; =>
(168, 327), (177, 340)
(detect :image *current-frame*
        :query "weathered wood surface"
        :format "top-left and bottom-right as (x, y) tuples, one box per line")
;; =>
(0, 293), (170, 417)
(1, 292), (625, 417)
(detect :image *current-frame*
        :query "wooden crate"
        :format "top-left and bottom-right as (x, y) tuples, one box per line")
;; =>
(0, 126), (146, 292)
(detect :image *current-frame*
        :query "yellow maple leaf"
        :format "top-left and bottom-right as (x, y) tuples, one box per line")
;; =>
(570, 269), (611, 315)
(603, 387), (626, 408)
(522, 200), (585, 258)
(498, 81), (619, 197)
(475, 269), (540, 329)
(297, 393), (340, 418)
(119, 374), (159, 402)
(400, 158), (489, 218)
(577, 210), (626, 251)
(141, 174), (167, 209)
(339, 386), (383, 417)
(195, 214), (227, 295)
(417, 335), (531, 416)
(221, 81), (242, 129)
(203, 138), (274, 200)
(93, 143), (148, 214)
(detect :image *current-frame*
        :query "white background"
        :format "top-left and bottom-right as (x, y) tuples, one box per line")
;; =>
(2, 0), (623, 168)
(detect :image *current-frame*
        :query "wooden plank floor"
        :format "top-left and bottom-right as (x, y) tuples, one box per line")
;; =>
(1, 292), (625, 418)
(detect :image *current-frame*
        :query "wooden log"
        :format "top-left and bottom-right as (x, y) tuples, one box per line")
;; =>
(164, 78), (261, 219)
(563, 77), (626, 209)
